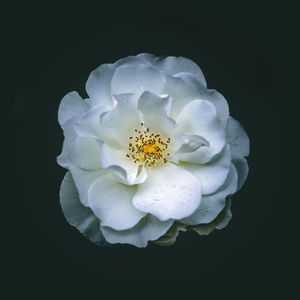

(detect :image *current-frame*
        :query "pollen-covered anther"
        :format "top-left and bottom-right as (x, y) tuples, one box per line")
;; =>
(125, 123), (171, 166)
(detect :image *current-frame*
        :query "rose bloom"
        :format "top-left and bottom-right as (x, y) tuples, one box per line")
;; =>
(57, 54), (249, 247)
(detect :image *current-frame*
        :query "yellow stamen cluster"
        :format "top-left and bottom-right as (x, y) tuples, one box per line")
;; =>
(126, 123), (171, 166)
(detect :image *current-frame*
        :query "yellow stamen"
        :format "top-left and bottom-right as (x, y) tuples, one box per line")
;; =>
(125, 123), (171, 166)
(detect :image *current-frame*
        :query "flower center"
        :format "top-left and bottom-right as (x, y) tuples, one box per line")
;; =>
(126, 123), (171, 167)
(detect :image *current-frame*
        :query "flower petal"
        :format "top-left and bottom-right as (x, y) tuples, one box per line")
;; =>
(137, 91), (176, 137)
(88, 174), (146, 230)
(100, 143), (147, 185)
(132, 163), (202, 221)
(137, 53), (207, 87)
(179, 144), (231, 195)
(100, 214), (173, 248)
(226, 116), (250, 157)
(181, 163), (238, 225)
(152, 222), (187, 246)
(111, 64), (166, 95)
(69, 136), (102, 170)
(162, 73), (201, 119)
(191, 198), (232, 235)
(69, 164), (106, 206)
(176, 99), (226, 164)
(171, 133), (209, 164)
(100, 93), (142, 145)
(174, 73), (229, 127)
(85, 63), (115, 108)
(58, 92), (90, 127)
(232, 156), (249, 191)
(59, 171), (106, 245)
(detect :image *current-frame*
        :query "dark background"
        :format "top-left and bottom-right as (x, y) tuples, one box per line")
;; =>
(6, 0), (287, 298)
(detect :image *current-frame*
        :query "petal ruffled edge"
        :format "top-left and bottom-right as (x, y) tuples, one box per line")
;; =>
(59, 171), (107, 246)
(100, 214), (173, 248)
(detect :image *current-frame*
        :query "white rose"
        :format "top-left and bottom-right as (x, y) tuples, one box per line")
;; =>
(57, 53), (250, 247)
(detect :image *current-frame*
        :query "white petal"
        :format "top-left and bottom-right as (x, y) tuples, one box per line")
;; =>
(132, 163), (202, 221)
(85, 63), (115, 108)
(114, 55), (152, 68)
(174, 73), (229, 127)
(192, 198), (232, 235)
(232, 156), (249, 190)
(73, 105), (122, 150)
(137, 91), (176, 137)
(137, 54), (207, 87)
(111, 64), (166, 95)
(162, 73), (202, 119)
(69, 164), (106, 206)
(181, 163), (238, 225)
(171, 133), (209, 164)
(179, 144), (231, 195)
(100, 93), (142, 145)
(58, 92), (90, 127)
(100, 143), (147, 185)
(59, 172), (106, 245)
(57, 119), (77, 169)
(69, 136), (102, 170)
(216, 198), (232, 230)
(176, 99), (226, 164)
(88, 174), (146, 230)
(152, 222), (187, 246)
(101, 214), (173, 248)
(226, 116), (250, 157)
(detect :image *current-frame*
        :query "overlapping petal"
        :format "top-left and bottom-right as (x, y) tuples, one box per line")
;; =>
(226, 116), (250, 158)
(86, 63), (115, 108)
(137, 53), (207, 87)
(59, 172), (106, 245)
(180, 163), (238, 225)
(100, 143), (147, 185)
(111, 64), (166, 95)
(100, 93), (142, 145)
(58, 91), (90, 127)
(137, 91), (176, 137)
(175, 99), (226, 164)
(101, 214), (173, 248)
(132, 163), (202, 221)
(174, 73), (229, 127)
(88, 174), (146, 230)
(179, 144), (231, 195)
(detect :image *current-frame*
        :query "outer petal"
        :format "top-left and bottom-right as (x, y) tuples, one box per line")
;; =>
(69, 164), (106, 207)
(179, 144), (231, 195)
(85, 63), (115, 108)
(232, 156), (249, 191)
(137, 91), (176, 137)
(100, 143), (147, 185)
(111, 64), (166, 95)
(152, 222), (187, 246)
(161, 74), (201, 120)
(100, 215), (173, 248)
(174, 73), (229, 127)
(176, 99), (226, 164)
(192, 198), (232, 235)
(69, 136), (102, 170)
(59, 171), (106, 245)
(137, 53), (207, 87)
(58, 91), (90, 127)
(226, 116), (250, 157)
(132, 163), (202, 221)
(181, 163), (238, 225)
(88, 174), (146, 230)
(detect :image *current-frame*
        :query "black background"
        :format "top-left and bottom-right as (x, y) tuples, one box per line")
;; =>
(7, 0), (287, 299)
